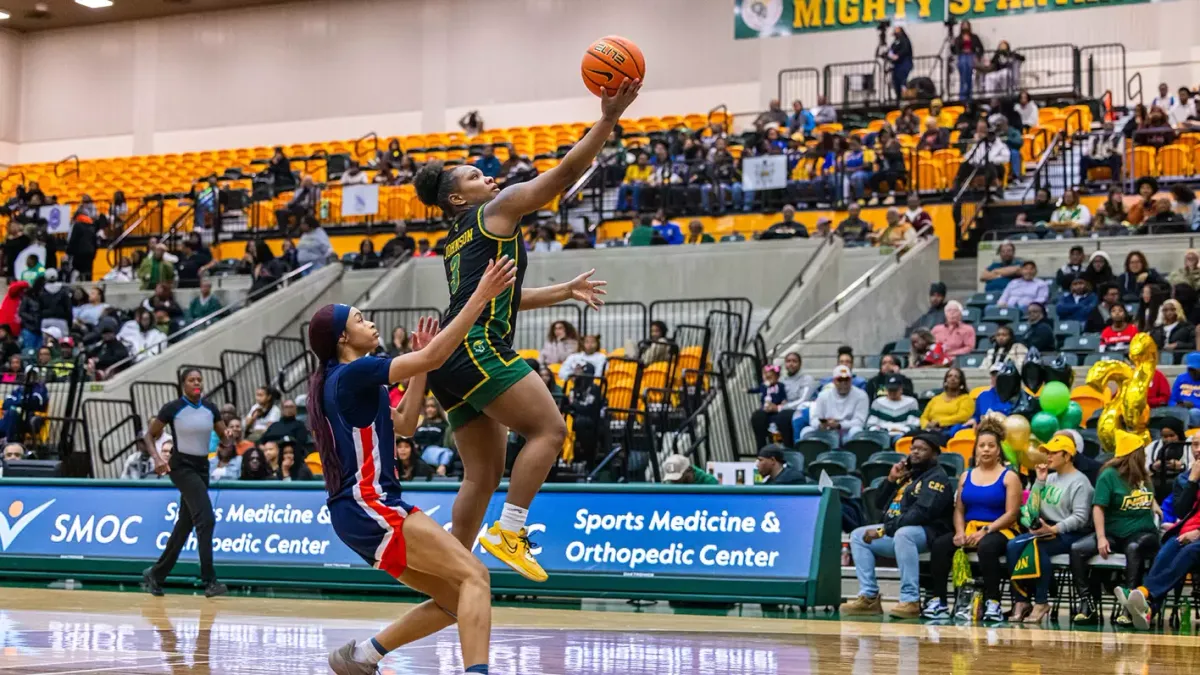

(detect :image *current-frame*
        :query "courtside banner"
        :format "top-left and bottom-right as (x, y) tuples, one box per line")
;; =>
(0, 483), (823, 580)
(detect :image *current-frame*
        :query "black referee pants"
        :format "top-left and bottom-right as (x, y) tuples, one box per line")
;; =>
(150, 452), (217, 583)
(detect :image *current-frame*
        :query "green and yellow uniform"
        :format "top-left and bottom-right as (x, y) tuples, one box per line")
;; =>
(428, 204), (532, 429)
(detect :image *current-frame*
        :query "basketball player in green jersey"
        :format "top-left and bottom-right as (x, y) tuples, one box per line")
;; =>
(414, 77), (640, 582)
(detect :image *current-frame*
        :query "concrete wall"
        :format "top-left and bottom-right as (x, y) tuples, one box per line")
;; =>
(975, 234), (1200, 292)
(757, 238), (844, 351)
(85, 263), (343, 401)
(82, 275), (250, 312)
(839, 247), (893, 291)
(274, 266), (390, 341)
(783, 237), (941, 374)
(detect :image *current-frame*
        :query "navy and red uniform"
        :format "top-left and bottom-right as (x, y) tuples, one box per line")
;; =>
(323, 354), (418, 577)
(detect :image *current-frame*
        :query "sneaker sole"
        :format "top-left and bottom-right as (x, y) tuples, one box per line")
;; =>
(1125, 591), (1150, 630)
(479, 538), (549, 583)
(1114, 587), (1130, 612)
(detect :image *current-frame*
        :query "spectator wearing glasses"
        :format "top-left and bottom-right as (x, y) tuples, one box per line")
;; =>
(997, 260), (1048, 309)
(1118, 251), (1164, 300)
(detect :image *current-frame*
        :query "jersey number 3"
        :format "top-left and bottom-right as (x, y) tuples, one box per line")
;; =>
(449, 254), (461, 294)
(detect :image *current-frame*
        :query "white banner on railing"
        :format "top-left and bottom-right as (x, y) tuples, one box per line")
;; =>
(742, 155), (788, 192)
(40, 204), (73, 235)
(341, 184), (380, 217)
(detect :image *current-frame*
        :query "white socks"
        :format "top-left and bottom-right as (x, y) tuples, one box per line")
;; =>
(354, 638), (386, 665)
(498, 503), (528, 533)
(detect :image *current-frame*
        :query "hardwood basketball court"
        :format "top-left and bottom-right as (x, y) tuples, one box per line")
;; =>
(0, 587), (1197, 674)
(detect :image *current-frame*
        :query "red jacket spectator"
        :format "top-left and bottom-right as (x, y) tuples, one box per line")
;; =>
(0, 280), (29, 334)
(1100, 323), (1138, 351)
(1149, 369), (1171, 408)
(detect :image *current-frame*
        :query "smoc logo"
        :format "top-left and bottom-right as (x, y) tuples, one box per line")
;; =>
(0, 499), (56, 551)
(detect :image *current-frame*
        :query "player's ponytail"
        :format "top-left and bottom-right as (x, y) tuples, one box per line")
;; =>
(307, 304), (344, 496)
(414, 159), (456, 212)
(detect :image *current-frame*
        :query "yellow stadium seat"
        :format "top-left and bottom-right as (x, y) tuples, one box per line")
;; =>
(305, 452), (323, 477)
(1158, 144), (1193, 177)
(894, 436), (912, 455)
(1132, 146), (1157, 178)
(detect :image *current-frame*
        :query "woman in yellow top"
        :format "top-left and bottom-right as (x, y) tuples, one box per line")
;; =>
(920, 367), (974, 440)
(616, 152), (652, 212)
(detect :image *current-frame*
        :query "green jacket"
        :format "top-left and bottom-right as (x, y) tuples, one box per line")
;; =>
(691, 466), (718, 484)
(628, 225), (656, 246)
(188, 294), (223, 323)
(137, 256), (176, 290)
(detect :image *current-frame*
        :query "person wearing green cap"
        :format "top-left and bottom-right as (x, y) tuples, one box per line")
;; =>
(1069, 429), (1161, 625)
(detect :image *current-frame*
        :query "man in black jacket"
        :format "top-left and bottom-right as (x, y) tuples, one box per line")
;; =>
(260, 399), (311, 451)
(864, 354), (915, 400)
(66, 215), (97, 282)
(906, 282), (947, 334)
(755, 446), (805, 485)
(89, 318), (129, 379)
(1116, 456), (1200, 630)
(887, 26), (913, 100)
(841, 432), (953, 619)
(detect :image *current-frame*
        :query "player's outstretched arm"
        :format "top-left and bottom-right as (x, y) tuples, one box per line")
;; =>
(521, 268), (607, 311)
(386, 257), (516, 383)
(390, 322), (437, 436)
(483, 78), (641, 236)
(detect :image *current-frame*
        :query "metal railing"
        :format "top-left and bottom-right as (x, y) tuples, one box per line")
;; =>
(1126, 72), (1143, 107)
(100, 261), (314, 376)
(1081, 44), (1127, 107)
(753, 234), (832, 347)
(54, 154), (80, 180)
(354, 132), (380, 162)
(824, 60), (884, 108)
(776, 68), (821, 110)
(769, 224), (935, 357)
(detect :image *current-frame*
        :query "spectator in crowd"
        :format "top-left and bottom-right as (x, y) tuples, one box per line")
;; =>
(1007, 433), (1094, 623)
(0, 326), (17, 363)
(351, 239), (381, 270)
(276, 439), (315, 482)
(277, 176), (320, 228)
(661, 454), (718, 484)
(1014, 90), (1038, 131)
(1055, 245), (1087, 292)
(755, 446), (806, 485)
(887, 26), (913, 99)
(865, 354), (914, 400)
(1135, 282), (1169, 333)
(103, 255), (135, 282)
(1119, 251), (1164, 300)
(118, 307), (167, 363)
(920, 367), (973, 439)
(1142, 197), (1187, 232)
(923, 415), (1021, 621)
(264, 146), (293, 188)
(1172, 186), (1198, 226)
(143, 282), (185, 321)
(869, 208), (916, 248)
(1169, 87), (1197, 128)
(1145, 418), (1188, 501)
(979, 324), (1028, 370)
(685, 220), (714, 244)
(909, 328), (950, 367)
(841, 432), (954, 619)
(381, 222), (416, 261)
(540, 320), (580, 366)
(751, 352), (812, 450)
(1115, 442), (1200, 630)
(560, 334), (607, 377)
(261, 399), (310, 450)
(387, 327), (411, 357)
(1080, 251), (1116, 294)
(932, 301), (975, 359)
(917, 116), (949, 151)
(801, 365), (868, 443)
(866, 374), (920, 440)
(1150, 299), (1195, 357)
(18, 254), (43, 284)
(1141, 107), (1176, 148)
(617, 152), (652, 212)
(971, 362), (1015, 419)
(754, 99), (789, 130)
(908, 282), (948, 333)
(901, 194), (932, 232)
(1099, 302), (1137, 348)
(1080, 120), (1124, 182)
(997, 261), (1048, 309)
(473, 146), (502, 178)
(209, 442), (242, 481)
(835, 203), (871, 244)
(895, 105), (921, 135)
(842, 137), (875, 204)
(38, 269), (70, 338)
(651, 210), (685, 245)
(1014, 188), (1056, 228)
(65, 214), (97, 282)
(1085, 283), (1122, 333)
(1095, 188), (1130, 230)
(1128, 177), (1159, 226)
(749, 363), (788, 442)
(1169, 352), (1200, 426)
(2, 442), (23, 463)
(175, 239), (213, 289)
(954, 119), (1009, 192)
(1056, 276), (1098, 323)
(980, 242), (1022, 292)
(340, 160), (368, 185)
(137, 244), (176, 291)
(1151, 83), (1175, 112)
(187, 277), (222, 323)
(16, 276), (43, 349)
(122, 438), (170, 480)
(0, 354), (21, 383)
(413, 397), (452, 471)
(995, 117), (1023, 178)
(1047, 189), (1093, 234)
(0, 280), (26, 337)
(811, 95), (836, 125)
(259, 438), (280, 474)
(788, 100), (816, 138)
(761, 205), (808, 240)
(394, 437), (434, 482)
(1070, 431), (1161, 625)
(244, 386), (282, 440)
(239, 445), (273, 480)
(537, 364), (564, 404)
(1158, 432), (1199, 521)
(296, 216), (334, 270)
(88, 318), (129, 379)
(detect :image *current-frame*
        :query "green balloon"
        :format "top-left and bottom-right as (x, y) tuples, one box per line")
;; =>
(1058, 400), (1083, 429)
(1039, 381), (1071, 417)
(1031, 411), (1060, 443)
(1002, 440), (1021, 467)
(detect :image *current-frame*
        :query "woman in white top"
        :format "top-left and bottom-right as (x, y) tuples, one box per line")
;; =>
(73, 287), (110, 328)
(117, 307), (167, 362)
(244, 386), (282, 439)
(1014, 90), (1039, 131)
(103, 256), (136, 282)
(1049, 189), (1092, 232)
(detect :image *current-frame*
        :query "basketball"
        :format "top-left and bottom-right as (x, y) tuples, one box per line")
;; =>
(581, 35), (645, 97)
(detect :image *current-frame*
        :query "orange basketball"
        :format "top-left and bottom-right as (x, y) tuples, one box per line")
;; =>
(581, 35), (645, 97)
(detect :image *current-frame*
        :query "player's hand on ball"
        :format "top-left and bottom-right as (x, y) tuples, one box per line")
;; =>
(569, 268), (607, 311)
(601, 78), (641, 122)
(410, 316), (440, 351)
(476, 255), (517, 300)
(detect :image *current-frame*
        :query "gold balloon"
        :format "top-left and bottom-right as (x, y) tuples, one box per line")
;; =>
(1084, 333), (1156, 454)
(1003, 415), (1032, 452)
(1020, 440), (1048, 470)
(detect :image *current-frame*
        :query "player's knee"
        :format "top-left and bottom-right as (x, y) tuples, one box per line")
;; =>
(460, 558), (491, 592)
(542, 415), (568, 447)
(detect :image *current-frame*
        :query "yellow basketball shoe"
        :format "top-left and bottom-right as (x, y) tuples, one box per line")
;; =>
(479, 522), (548, 582)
